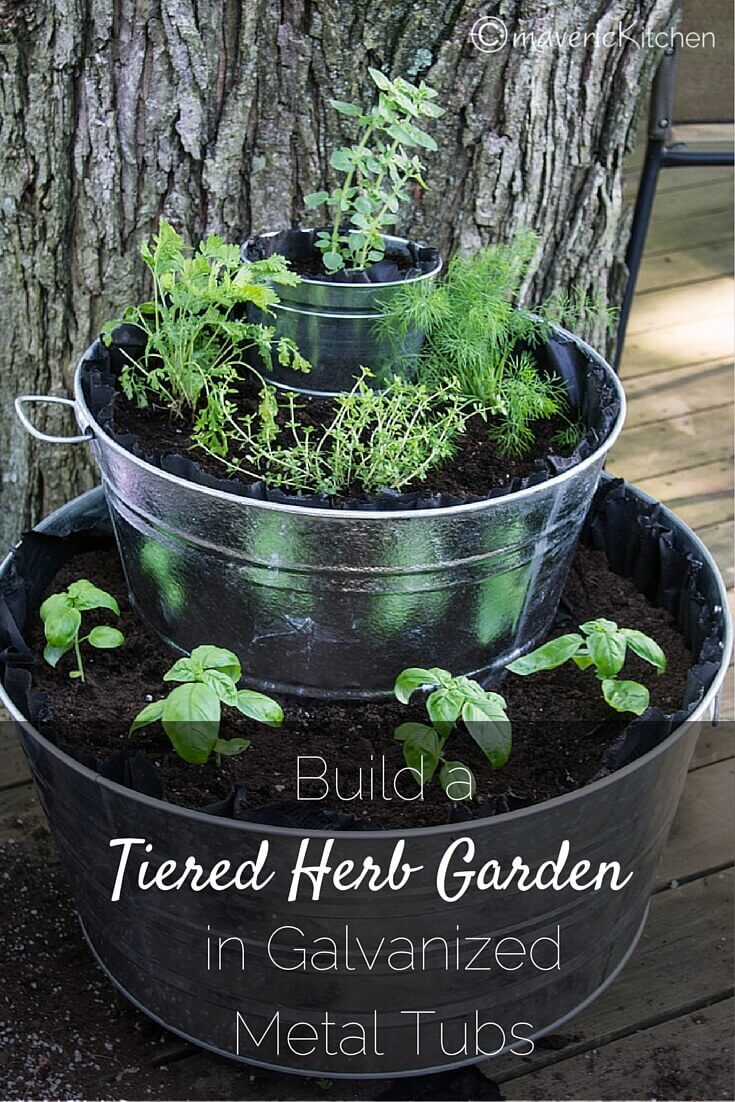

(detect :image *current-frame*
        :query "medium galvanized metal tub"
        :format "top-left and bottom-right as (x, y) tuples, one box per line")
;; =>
(0, 481), (730, 1079)
(15, 326), (625, 700)
(243, 231), (442, 396)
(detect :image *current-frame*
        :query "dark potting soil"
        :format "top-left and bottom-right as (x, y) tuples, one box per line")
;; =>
(29, 545), (692, 830)
(285, 249), (417, 280)
(246, 232), (422, 281)
(111, 382), (574, 502)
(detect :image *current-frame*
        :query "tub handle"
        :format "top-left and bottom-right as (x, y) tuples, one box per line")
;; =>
(14, 395), (93, 445)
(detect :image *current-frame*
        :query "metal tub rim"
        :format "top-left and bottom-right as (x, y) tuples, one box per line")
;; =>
(72, 323), (627, 521)
(246, 229), (443, 294)
(1, 482), (730, 842)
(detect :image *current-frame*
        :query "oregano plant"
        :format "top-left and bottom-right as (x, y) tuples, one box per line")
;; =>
(305, 69), (444, 273)
(130, 645), (283, 765)
(507, 619), (667, 716)
(393, 667), (512, 801)
(40, 580), (124, 682)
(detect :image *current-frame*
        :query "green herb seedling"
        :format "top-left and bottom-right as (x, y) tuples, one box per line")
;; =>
(507, 619), (666, 716)
(101, 219), (309, 457)
(130, 645), (283, 765)
(40, 580), (124, 683)
(393, 667), (512, 801)
(305, 69), (444, 272)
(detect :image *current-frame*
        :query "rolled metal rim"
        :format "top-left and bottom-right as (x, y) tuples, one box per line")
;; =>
(1, 480), (730, 841)
(72, 323), (627, 520)
(247, 230), (443, 291)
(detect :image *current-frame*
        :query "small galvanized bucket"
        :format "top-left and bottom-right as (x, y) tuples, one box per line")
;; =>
(0, 480), (731, 1079)
(14, 326), (625, 700)
(243, 230), (442, 396)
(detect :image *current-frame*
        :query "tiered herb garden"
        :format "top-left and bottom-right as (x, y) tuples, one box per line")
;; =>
(3, 67), (731, 1080)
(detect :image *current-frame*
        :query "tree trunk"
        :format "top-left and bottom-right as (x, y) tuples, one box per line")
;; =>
(0, 0), (677, 548)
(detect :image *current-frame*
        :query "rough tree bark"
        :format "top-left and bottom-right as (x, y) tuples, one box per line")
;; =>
(0, 0), (677, 548)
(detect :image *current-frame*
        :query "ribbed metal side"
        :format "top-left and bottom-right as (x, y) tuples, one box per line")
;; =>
(245, 231), (442, 395)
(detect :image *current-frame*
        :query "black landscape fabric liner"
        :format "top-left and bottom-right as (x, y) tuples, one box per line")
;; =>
(79, 324), (620, 512)
(244, 227), (440, 284)
(0, 479), (726, 829)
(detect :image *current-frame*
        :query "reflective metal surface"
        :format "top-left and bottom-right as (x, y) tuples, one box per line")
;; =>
(248, 232), (442, 396)
(0, 482), (730, 1079)
(65, 328), (626, 700)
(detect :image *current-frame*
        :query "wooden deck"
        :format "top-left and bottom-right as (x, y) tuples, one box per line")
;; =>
(0, 126), (732, 1100)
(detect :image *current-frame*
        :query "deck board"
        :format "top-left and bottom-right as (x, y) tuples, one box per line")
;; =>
(489, 869), (733, 1085)
(607, 406), (734, 482)
(503, 996), (733, 1101)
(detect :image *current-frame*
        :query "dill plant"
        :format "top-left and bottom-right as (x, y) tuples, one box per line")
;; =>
(378, 233), (615, 457)
(101, 219), (309, 449)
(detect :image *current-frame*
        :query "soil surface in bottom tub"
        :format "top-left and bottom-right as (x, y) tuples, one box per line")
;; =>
(29, 545), (692, 829)
(111, 382), (575, 503)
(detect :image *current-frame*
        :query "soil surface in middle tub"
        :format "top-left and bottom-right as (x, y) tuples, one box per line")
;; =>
(111, 382), (575, 503)
(28, 544), (692, 829)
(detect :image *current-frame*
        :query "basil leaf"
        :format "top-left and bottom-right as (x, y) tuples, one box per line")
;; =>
(621, 629), (667, 674)
(189, 645), (242, 682)
(163, 657), (197, 683)
(462, 699), (512, 769)
(43, 641), (73, 668)
(587, 630), (627, 679)
(87, 626), (125, 649)
(66, 580), (120, 614)
(44, 605), (82, 649)
(426, 687), (463, 736)
(162, 682), (220, 764)
(129, 698), (165, 735)
(39, 592), (72, 622)
(402, 727), (441, 784)
(394, 722), (435, 743)
(235, 690), (283, 727)
(507, 634), (583, 675)
(439, 761), (476, 801)
(580, 618), (618, 635)
(201, 669), (238, 706)
(602, 678), (650, 716)
(213, 737), (251, 758)
(393, 667), (441, 704)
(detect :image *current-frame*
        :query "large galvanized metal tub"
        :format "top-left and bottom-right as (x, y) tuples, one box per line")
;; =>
(0, 481), (730, 1079)
(15, 325), (625, 700)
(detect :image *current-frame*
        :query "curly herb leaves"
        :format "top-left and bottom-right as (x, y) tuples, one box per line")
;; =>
(101, 219), (309, 451)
